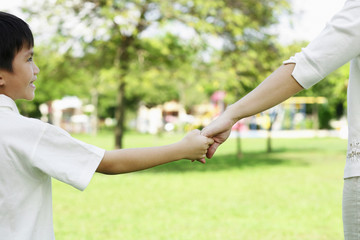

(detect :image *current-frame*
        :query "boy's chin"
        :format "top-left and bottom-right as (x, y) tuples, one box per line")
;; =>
(24, 92), (35, 101)
(27, 95), (35, 101)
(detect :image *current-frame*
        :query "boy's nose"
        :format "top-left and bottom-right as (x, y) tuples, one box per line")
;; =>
(33, 62), (40, 75)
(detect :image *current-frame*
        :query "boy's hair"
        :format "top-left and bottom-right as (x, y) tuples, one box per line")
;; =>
(0, 12), (34, 72)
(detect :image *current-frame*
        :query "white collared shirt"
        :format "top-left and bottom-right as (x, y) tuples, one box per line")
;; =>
(0, 94), (105, 240)
(284, 0), (360, 178)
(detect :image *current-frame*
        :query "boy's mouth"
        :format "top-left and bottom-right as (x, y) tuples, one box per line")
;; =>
(29, 80), (36, 88)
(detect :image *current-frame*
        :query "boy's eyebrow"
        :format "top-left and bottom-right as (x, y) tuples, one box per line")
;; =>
(24, 49), (34, 56)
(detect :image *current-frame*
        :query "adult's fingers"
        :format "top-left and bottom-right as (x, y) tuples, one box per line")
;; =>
(198, 158), (206, 164)
(206, 142), (220, 159)
(191, 158), (206, 164)
(201, 126), (213, 137)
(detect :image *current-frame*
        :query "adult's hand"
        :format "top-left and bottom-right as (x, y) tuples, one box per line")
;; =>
(201, 113), (235, 159)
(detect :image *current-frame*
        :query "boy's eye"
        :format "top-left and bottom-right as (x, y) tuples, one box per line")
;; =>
(27, 57), (33, 62)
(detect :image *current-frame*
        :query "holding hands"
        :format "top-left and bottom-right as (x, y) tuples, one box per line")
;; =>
(179, 129), (214, 163)
(201, 109), (236, 159)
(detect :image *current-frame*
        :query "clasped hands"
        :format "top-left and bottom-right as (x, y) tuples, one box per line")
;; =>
(191, 113), (234, 163)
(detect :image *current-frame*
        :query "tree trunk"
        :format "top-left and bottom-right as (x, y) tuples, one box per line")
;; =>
(112, 8), (146, 149)
(90, 88), (98, 136)
(267, 110), (278, 153)
(266, 126), (272, 153)
(113, 36), (133, 149)
(236, 130), (242, 159)
(115, 81), (126, 149)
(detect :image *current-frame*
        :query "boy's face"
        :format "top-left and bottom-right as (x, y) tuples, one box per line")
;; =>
(0, 47), (39, 100)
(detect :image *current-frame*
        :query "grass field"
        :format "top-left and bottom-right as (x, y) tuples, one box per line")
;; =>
(53, 132), (347, 240)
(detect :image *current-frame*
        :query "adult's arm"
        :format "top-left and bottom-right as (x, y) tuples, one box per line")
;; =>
(202, 0), (360, 158)
(201, 64), (303, 158)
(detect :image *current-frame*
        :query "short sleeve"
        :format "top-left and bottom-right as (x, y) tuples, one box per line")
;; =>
(31, 124), (105, 191)
(284, 0), (360, 89)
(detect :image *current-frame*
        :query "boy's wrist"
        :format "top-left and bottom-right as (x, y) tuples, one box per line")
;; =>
(172, 141), (187, 160)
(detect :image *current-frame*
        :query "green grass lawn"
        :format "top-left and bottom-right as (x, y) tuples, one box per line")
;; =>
(53, 132), (347, 240)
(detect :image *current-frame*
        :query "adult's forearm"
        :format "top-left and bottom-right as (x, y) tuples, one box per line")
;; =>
(224, 64), (304, 123)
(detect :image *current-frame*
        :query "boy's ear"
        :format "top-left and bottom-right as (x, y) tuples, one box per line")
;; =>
(0, 72), (6, 87)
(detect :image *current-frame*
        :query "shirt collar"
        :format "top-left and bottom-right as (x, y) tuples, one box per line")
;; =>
(0, 94), (20, 114)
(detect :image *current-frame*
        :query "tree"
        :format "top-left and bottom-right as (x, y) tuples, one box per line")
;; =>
(203, 1), (290, 156)
(25, 0), (290, 148)
(127, 33), (209, 110)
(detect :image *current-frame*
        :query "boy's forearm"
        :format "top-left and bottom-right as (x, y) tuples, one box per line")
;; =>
(225, 64), (303, 123)
(97, 142), (184, 174)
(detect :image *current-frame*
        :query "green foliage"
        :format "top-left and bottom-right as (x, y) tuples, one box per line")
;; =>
(318, 104), (333, 129)
(125, 33), (208, 108)
(24, 0), (291, 113)
(195, 0), (291, 103)
(22, 0), (349, 134)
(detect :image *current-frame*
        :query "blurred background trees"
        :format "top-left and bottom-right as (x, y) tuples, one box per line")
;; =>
(19, 0), (349, 148)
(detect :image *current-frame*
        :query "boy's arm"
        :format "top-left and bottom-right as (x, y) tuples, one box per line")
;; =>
(202, 64), (304, 158)
(96, 130), (214, 174)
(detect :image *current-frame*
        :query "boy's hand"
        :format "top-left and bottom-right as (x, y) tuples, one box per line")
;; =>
(179, 129), (214, 163)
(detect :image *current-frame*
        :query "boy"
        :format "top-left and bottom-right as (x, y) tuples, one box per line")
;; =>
(0, 12), (214, 239)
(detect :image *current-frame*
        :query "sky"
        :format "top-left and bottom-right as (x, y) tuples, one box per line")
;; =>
(278, 0), (345, 44)
(2, 0), (346, 44)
